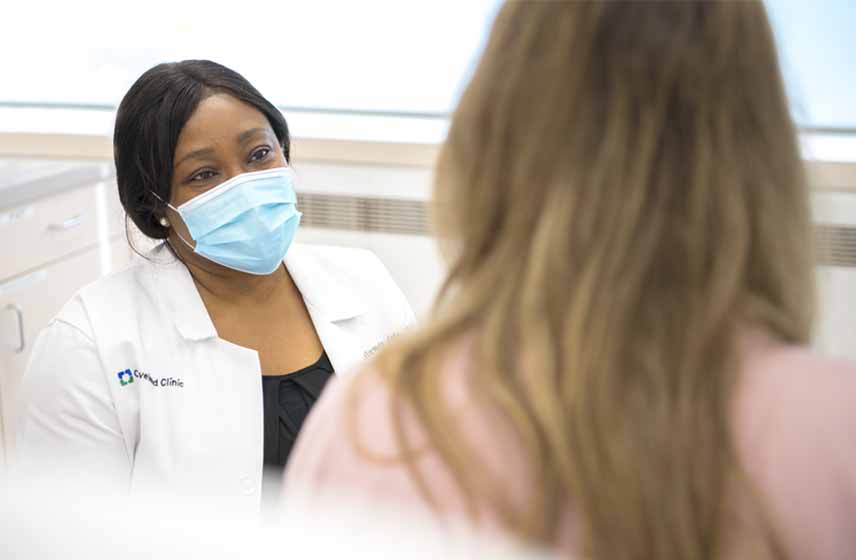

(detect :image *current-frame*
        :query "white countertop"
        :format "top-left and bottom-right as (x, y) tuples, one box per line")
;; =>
(0, 159), (111, 210)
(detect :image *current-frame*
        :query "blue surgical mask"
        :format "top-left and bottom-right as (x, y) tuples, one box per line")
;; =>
(166, 167), (302, 275)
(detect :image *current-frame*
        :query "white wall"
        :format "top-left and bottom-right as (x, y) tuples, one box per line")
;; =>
(812, 191), (856, 360)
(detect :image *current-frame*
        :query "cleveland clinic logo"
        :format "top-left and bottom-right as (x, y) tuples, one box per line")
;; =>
(117, 368), (184, 388)
(117, 369), (134, 386)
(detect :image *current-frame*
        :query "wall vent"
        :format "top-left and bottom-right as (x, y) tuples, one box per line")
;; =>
(297, 193), (856, 269)
(297, 193), (429, 236)
(816, 224), (856, 268)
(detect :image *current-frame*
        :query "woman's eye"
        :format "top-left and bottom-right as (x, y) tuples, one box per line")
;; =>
(190, 170), (217, 182)
(250, 147), (271, 162)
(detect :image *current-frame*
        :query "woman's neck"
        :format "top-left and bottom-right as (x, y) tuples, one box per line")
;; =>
(191, 262), (289, 307)
(171, 241), (290, 307)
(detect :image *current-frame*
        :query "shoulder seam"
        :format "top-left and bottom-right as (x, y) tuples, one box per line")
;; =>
(49, 316), (96, 346)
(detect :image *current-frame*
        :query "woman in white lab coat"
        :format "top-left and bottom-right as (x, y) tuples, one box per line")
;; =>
(14, 60), (414, 510)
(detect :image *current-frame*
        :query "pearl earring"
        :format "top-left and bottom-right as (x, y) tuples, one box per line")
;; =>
(159, 217), (170, 227)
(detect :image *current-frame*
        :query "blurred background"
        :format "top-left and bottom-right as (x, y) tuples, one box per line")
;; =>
(0, 0), (854, 465)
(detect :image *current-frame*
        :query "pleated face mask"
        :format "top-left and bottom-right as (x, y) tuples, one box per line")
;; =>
(168, 167), (302, 275)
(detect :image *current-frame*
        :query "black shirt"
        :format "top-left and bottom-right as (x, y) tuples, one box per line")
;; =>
(262, 351), (335, 465)
(260, 351), (334, 499)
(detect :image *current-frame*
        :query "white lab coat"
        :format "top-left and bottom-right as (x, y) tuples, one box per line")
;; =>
(14, 242), (415, 511)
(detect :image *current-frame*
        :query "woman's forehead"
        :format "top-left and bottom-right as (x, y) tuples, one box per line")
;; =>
(177, 94), (273, 149)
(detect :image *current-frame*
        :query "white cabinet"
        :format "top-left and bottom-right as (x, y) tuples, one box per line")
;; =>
(0, 185), (100, 280)
(0, 246), (102, 460)
(0, 162), (127, 466)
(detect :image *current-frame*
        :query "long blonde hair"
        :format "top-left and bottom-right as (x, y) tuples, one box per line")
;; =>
(368, 2), (814, 557)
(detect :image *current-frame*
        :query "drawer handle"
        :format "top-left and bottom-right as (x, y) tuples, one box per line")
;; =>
(4, 304), (24, 354)
(47, 213), (86, 232)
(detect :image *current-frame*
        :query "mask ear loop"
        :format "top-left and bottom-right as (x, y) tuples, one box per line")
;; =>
(149, 190), (196, 253)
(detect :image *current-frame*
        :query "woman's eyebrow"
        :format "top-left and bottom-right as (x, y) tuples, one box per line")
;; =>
(237, 127), (269, 143)
(174, 147), (215, 168)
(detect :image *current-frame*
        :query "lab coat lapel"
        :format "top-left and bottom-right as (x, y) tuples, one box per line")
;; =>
(309, 310), (365, 375)
(285, 244), (367, 375)
(151, 243), (219, 341)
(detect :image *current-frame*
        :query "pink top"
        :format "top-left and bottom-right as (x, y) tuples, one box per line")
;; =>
(284, 333), (856, 558)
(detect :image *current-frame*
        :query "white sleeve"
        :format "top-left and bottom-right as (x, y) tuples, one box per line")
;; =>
(14, 318), (131, 495)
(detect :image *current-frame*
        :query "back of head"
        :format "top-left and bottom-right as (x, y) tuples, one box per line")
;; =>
(384, 1), (814, 558)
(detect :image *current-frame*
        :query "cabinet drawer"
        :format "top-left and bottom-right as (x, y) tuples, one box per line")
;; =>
(0, 185), (99, 280)
(0, 246), (102, 457)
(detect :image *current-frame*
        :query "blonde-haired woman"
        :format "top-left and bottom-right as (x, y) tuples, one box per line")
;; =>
(284, 2), (856, 558)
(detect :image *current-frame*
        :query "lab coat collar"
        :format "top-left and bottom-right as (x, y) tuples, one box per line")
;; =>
(151, 244), (218, 341)
(284, 242), (365, 323)
(151, 243), (365, 342)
